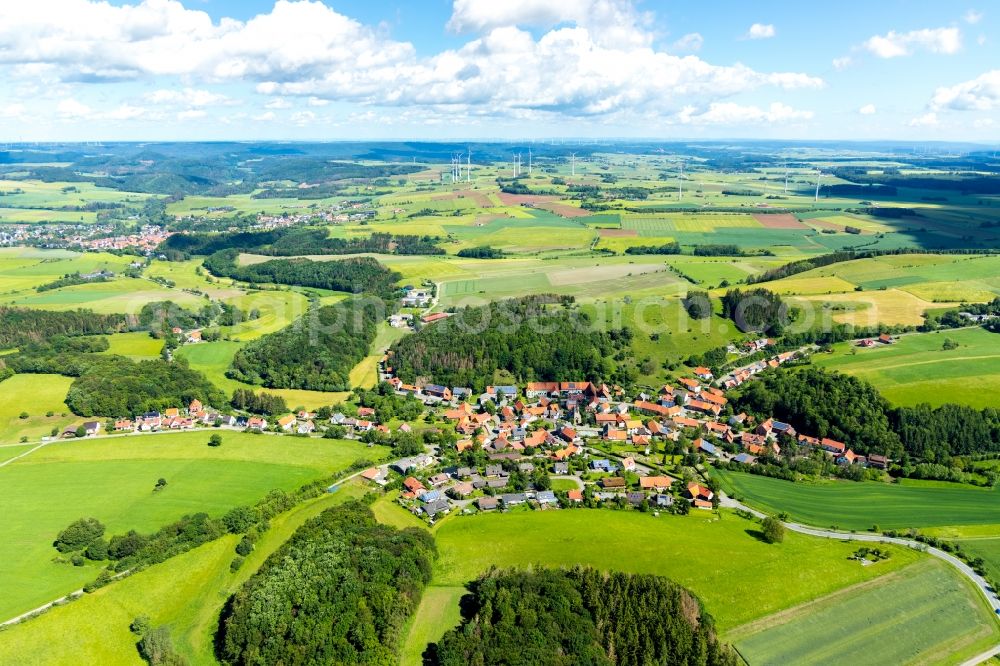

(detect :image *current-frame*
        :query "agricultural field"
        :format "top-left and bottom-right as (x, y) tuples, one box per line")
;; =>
(0, 374), (76, 445)
(175, 340), (349, 409)
(0, 431), (388, 620)
(0, 480), (372, 665)
(430, 509), (921, 632)
(729, 559), (1000, 666)
(715, 470), (1000, 530)
(812, 327), (1000, 408)
(100, 332), (164, 359)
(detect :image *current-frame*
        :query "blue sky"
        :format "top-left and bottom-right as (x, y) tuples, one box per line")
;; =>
(0, 1), (996, 142)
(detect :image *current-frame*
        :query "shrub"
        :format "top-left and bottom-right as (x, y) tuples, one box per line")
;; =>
(761, 516), (785, 544)
(54, 517), (106, 553)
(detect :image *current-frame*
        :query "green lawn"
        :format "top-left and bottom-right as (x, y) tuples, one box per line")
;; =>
(730, 559), (1000, 665)
(812, 327), (1000, 408)
(430, 508), (921, 632)
(548, 477), (580, 491)
(0, 431), (388, 620)
(0, 481), (371, 666)
(400, 586), (465, 666)
(715, 469), (1000, 530)
(0, 374), (76, 445)
(101, 332), (164, 358)
(175, 340), (349, 410)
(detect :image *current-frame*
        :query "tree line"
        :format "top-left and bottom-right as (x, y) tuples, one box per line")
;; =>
(736, 367), (1000, 461)
(390, 295), (632, 390)
(228, 300), (381, 392)
(432, 567), (737, 666)
(0, 307), (132, 348)
(160, 227), (443, 259)
(203, 249), (401, 299)
(218, 502), (436, 665)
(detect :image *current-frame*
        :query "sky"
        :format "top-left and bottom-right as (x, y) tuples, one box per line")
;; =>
(0, 0), (997, 142)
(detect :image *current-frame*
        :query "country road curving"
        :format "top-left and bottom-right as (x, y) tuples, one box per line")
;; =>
(719, 493), (1000, 665)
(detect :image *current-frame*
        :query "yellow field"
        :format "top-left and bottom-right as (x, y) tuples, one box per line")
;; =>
(792, 289), (962, 326)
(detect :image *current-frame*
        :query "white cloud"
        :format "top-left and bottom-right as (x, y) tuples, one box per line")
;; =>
(291, 110), (316, 126)
(864, 27), (961, 58)
(0, 103), (25, 118)
(930, 69), (1000, 110)
(745, 23), (776, 40)
(908, 111), (939, 127)
(671, 32), (703, 52)
(675, 101), (812, 125)
(858, 103), (876, 115)
(974, 118), (994, 128)
(252, 111), (276, 121)
(264, 98), (292, 109)
(57, 98), (92, 118)
(447, 0), (651, 47)
(177, 109), (206, 120)
(964, 9), (983, 24)
(832, 56), (853, 70)
(146, 88), (232, 107)
(307, 97), (329, 107)
(0, 0), (822, 125)
(106, 104), (146, 120)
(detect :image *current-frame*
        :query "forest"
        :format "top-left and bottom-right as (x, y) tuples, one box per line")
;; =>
(736, 367), (1000, 461)
(0, 307), (132, 347)
(432, 567), (737, 666)
(65, 355), (226, 416)
(390, 295), (631, 390)
(227, 300), (381, 392)
(720, 288), (789, 334)
(218, 502), (436, 666)
(203, 249), (401, 298)
(160, 227), (443, 259)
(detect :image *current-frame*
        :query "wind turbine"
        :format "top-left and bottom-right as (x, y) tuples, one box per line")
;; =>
(569, 152), (577, 177)
(784, 166), (790, 194)
(528, 147), (532, 175)
(678, 161), (684, 200)
(814, 171), (823, 202)
(466, 148), (472, 183)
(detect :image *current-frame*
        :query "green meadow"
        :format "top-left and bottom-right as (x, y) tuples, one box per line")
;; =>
(715, 469), (1000, 530)
(0, 481), (371, 665)
(812, 327), (1000, 408)
(0, 374), (76, 445)
(0, 431), (388, 620)
(729, 559), (1000, 666)
(430, 509), (921, 631)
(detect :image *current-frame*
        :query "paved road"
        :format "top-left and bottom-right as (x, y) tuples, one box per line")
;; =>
(720, 493), (1000, 663)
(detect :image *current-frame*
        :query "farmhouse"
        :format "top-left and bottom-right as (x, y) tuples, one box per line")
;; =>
(640, 476), (675, 491)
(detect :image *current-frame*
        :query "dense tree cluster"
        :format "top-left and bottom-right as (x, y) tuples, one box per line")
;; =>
(433, 567), (737, 666)
(4, 335), (110, 376)
(0, 307), (131, 348)
(736, 368), (1000, 461)
(228, 300), (381, 391)
(624, 242), (681, 255)
(218, 502), (436, 666)
(720, 288), (788, 334)
(36, 272), (112, 292)
(204, 250), (401, 299)
(456, 246), (506, 259)
(683, 290), (713, 320)
(390, 295), (630, 390)
(65, 356), (225, 416)
(354, 383), (425, 422)
(229, 389), (288, 415)
(138, 300), (244, 335)
(161, 227), (443, 259)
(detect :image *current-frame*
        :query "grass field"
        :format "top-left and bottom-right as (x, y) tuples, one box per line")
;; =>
(175, 340), (349, 409)
(0, 431), (388, 619)
(791, 289), (962, 326)
(430, 509), (920, 631)
(715, 469), (1000, 530)
(101, 332), (164, 358)
(400, 586), (465, 666)
(0, 374), (76, 445)
(812, 327), (1000, 408)
(729, 559), (1000, 665)
(0, 480), (371, 665)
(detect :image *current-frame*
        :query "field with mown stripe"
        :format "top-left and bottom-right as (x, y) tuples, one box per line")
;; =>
(730, 559), (1000, 666)
(0, 431), (388, 621)
(715, 469), (1000, 530)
